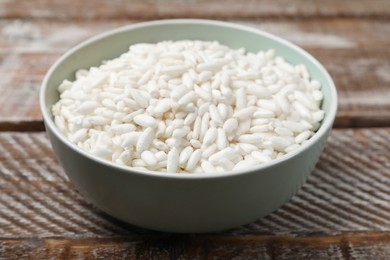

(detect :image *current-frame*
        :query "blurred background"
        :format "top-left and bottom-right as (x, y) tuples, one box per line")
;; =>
(1, 1), (390, 259)
(0, 0), (389, 129)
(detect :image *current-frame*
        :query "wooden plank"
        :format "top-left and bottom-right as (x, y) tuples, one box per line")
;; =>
(0, 128), (389, 238)
(0, 0), (389, 20)
(1, 233), (390, 259)
(0, 19), (389, 128)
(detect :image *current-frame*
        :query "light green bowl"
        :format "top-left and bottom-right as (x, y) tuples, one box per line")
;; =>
(40, 19), (337, 233)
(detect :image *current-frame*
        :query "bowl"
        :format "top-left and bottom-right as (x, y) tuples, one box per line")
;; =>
(40, 19), (337, 233)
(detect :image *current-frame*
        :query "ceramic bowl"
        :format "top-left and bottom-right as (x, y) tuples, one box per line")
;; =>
(40, 19), (337, 233)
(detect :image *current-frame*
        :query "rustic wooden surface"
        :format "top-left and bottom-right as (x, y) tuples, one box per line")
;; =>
(1, 0), (390, 259)
(1, 0), (390, 19)
(1, 18), (390, 129)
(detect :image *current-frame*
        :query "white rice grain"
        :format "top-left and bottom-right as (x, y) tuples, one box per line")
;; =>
(53, 40), (324, 174)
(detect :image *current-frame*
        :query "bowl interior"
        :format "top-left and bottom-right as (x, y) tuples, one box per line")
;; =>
(43, 20), (334, 124)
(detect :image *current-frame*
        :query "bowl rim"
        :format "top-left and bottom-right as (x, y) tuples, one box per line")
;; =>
(40, 19), (338, 180)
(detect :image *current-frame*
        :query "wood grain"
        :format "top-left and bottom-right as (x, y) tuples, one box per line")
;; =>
(0, 19), (389, 128)
(1, 232), (390, 259)
(0, 128), (389, 239)
(1, 1), (389, 258)
(0, 0), (389, 20)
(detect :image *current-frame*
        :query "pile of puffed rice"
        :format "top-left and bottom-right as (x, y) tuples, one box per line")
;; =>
(52, 40), (324, 173)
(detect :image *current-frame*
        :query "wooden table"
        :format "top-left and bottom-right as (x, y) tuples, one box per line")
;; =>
(1, 1), (390, 259)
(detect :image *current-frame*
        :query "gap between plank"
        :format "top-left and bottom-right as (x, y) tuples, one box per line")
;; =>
(0, 121), (45, 132)
(0, 231), (389, 244)
(1, 14), (390, 22)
